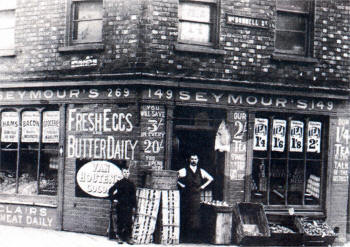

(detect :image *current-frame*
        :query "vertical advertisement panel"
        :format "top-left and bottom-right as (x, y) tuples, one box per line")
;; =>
(42, 111), (60, 143)
(1, 111), (19, 142)
(307, 121), (321, 153)
(272, 119), (286, 152)
(289, 120), (304, 152)
(253, 118), (268, 151)
(21, 111), (40, 143)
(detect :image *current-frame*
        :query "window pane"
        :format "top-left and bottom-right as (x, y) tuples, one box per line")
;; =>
(39, 150), (58, 196)
(277, 13), (306, 31)
(288, 161), (303, 205)
(275, 31), (306, 55)
(74, 1), (102, 20)
(18, 147), (39, 195)
(0, 29), (14, 50)
(251, 158), (268, 204)
(269, 160), (287, 205)
(179, 22), (210, 43)
(179, 2), (211, 22)
(0, 150), (17, 194)
(277, 0), (310, 12)
(0, 10), (15, 29)
(73, 20), (102, 42)
(305, 161), (321, 205)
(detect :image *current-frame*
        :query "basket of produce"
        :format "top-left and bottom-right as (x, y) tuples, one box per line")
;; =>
(264, 214), (303, 246)
(295, 217), (337, 246)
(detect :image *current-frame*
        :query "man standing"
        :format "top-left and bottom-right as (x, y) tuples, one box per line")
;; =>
(108, 167), (136, 244)
(177, 154), (214, 242)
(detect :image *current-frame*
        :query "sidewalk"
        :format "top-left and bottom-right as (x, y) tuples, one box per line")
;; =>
(0, 224), (348, 247)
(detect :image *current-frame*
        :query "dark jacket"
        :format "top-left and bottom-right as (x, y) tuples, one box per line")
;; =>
(108, 178), (136, 210)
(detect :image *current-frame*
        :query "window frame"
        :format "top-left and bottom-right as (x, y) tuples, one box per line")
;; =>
(0, 2), (16, 57)
(274, 0), (315, 58)
(177, 0), (220, 48)
(0, 107), (60, 198)
(249, 112), (328, 213)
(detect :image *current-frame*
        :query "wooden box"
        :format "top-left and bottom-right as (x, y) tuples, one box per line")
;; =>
(232, 202), (270, 245)
(201, 203), (233, 245)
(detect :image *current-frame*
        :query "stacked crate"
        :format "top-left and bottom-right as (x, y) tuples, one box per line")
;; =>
(131, 188), (161, 244)
(155, 190), (180, 244)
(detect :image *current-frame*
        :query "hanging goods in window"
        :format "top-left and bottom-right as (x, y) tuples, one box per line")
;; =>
(253, 118), (268, 151)
(289, 120), (304, 152)
(272, 119), (286, 152)
(1, 111), (19, 142)
(307, 121), (321, 153)
(214, 120), (231, 152)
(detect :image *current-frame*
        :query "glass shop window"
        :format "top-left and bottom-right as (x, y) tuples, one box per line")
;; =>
(250, 113), (327, 209)
(0, 109), (60, 196)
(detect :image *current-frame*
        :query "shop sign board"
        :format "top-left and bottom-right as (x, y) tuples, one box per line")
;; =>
(290, 120), (304, 152)
(21, 111), (40, 142)
(333, 118), (349, 183)
(76, 160), (122, 198)
(272, 119), (286, 152)
(42, 111), (60, 143)
(67, 105), (138, 160)
(1, 111), (19, 142)
(0, 204), (57, 229)
(140, 105), (166, 170)
(307, 121), (321, 153)
(230, 112), (247, 180)
(253, 118), (268, 151)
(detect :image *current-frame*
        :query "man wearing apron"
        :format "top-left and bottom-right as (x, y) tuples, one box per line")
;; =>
(178, 154), (213, 242)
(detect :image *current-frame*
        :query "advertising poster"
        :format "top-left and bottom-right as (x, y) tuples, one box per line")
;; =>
(253, 118), (268, 151)
(1, 112), (19, 142)
(22, 111), (40, 142)
(42, 111), (60, 143)
(272, 119), (286, 152)
(290, 120), (304, 152)
(307, 121), (321, 153)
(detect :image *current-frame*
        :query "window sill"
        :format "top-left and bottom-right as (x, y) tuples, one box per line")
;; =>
(58, 43), (105, 53)
(0, 49), (16, 57)
(272, 53), (318, 64)
(174, 43), (226, 55)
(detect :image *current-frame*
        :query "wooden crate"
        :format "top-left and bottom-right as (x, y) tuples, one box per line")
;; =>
(131, 188), (161, 244)
(154, 190), (180, 245)
(232, 202), (270, 245)
(145, 170), (178, 190)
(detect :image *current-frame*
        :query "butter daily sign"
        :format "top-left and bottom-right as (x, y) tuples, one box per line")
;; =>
(76, 160), (122, 197)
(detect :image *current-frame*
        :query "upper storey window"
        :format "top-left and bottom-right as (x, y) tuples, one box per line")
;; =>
(71, 0), (103, 44)
(178, 0), (218, 47)
(275, 0), (314, 57)
(0, 1), (16, 56)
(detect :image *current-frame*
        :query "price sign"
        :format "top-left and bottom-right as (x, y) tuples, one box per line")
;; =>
(307, 121), (321, 153)
(272, 119), (286, 152)
(22, 111), (40, 142)
(290, 120), (304, 152)
(253, 118), (268, 151)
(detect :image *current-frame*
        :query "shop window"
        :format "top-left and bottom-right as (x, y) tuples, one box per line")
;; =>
(0, 1), (16, 56)
(250, 113), (327, 209)
(0, 109), (60, 196)
(274, 0), (314, 57)
(178, 0), (218, 47)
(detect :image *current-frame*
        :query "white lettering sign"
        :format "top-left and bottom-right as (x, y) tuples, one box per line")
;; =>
(290, 120), (304, 152)
(22, 111), (40, 142)
(1, 112), (19, 142)
(42, 111), (60, 143)
(307, 121), (321, 153)
(253, 118), (268, 151)
(272, 119), (286, 152)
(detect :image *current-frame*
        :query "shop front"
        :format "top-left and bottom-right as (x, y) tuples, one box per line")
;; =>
(0, 83), (347, 243)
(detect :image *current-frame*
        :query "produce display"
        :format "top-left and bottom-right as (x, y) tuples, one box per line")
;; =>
(269, 223), (295, 234)
(298, 218), (336, 237)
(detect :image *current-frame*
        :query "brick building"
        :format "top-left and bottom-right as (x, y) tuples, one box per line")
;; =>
(0, 0), (349, 244)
